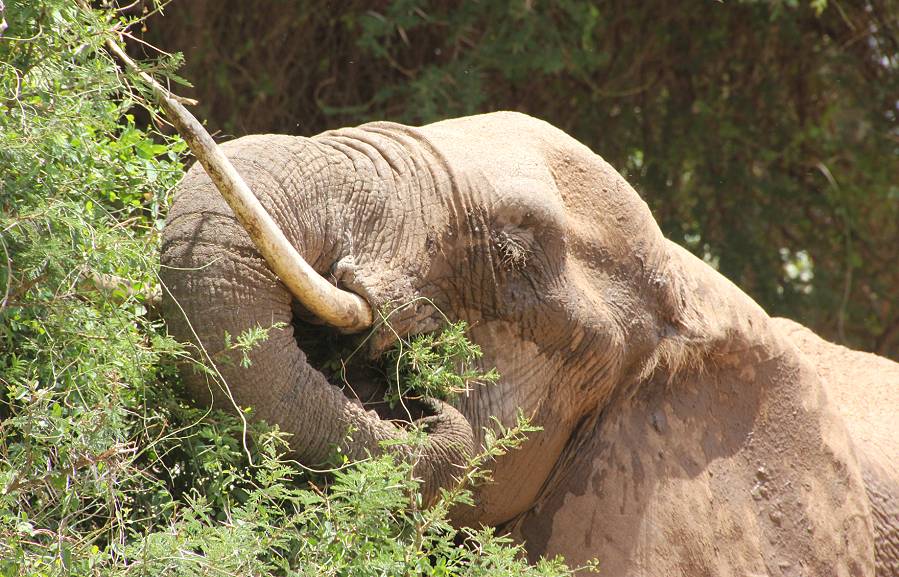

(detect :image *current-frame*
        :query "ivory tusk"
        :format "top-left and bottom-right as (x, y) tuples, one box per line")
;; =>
(105, 36), (373, 332)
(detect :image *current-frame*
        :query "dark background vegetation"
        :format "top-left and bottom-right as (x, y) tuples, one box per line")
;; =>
(143, 0), (899, 358)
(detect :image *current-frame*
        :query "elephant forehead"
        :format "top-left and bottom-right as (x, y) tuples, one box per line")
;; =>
(406, 114), (564, 217)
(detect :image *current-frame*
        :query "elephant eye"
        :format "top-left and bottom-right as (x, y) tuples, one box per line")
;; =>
(482, 177), (567, 276)
(493, 229), (531, 271)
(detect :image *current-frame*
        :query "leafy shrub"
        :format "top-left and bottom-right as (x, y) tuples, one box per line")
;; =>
(383, 321), (500, 406)
(0, 3), (588, 576)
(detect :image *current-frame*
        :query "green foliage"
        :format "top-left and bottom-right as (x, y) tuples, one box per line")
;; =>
(0, 0), (187, 571)
(123, 413), (590, 577)
(148, 0), (899, 358)
(383, 321), (500, 406)
(222, 322), (288, 369)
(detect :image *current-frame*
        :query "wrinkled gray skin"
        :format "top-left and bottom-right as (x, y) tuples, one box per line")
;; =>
(161, 112), (898, 576)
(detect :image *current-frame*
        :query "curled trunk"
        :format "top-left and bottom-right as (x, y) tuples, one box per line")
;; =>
(161, 135), (473, 502)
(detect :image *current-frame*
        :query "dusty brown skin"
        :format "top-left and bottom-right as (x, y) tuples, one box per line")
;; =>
(161, 112), (898, 575)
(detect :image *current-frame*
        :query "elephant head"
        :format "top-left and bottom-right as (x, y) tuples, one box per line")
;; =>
(161, 111), (667, 517)
(161, 111), (887, 574)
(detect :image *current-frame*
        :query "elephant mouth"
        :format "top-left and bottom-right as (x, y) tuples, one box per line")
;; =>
(289, 299), (431, 423)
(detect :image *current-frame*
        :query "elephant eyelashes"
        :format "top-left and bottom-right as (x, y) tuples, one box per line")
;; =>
(493, 230), (530, 271)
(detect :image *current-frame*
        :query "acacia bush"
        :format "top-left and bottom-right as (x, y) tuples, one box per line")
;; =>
(0, 3), (587, 575)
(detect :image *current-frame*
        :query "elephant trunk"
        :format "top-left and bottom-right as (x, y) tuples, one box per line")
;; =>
(160, 135), (473, 503)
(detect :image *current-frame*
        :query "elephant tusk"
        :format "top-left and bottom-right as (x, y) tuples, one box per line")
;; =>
(105, 36), (373, 332)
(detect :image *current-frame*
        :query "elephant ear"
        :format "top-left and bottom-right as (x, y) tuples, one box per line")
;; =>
(512, 327), (875, 576)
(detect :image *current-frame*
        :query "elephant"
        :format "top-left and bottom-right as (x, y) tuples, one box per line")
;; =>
(159, 111), (898, 576)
